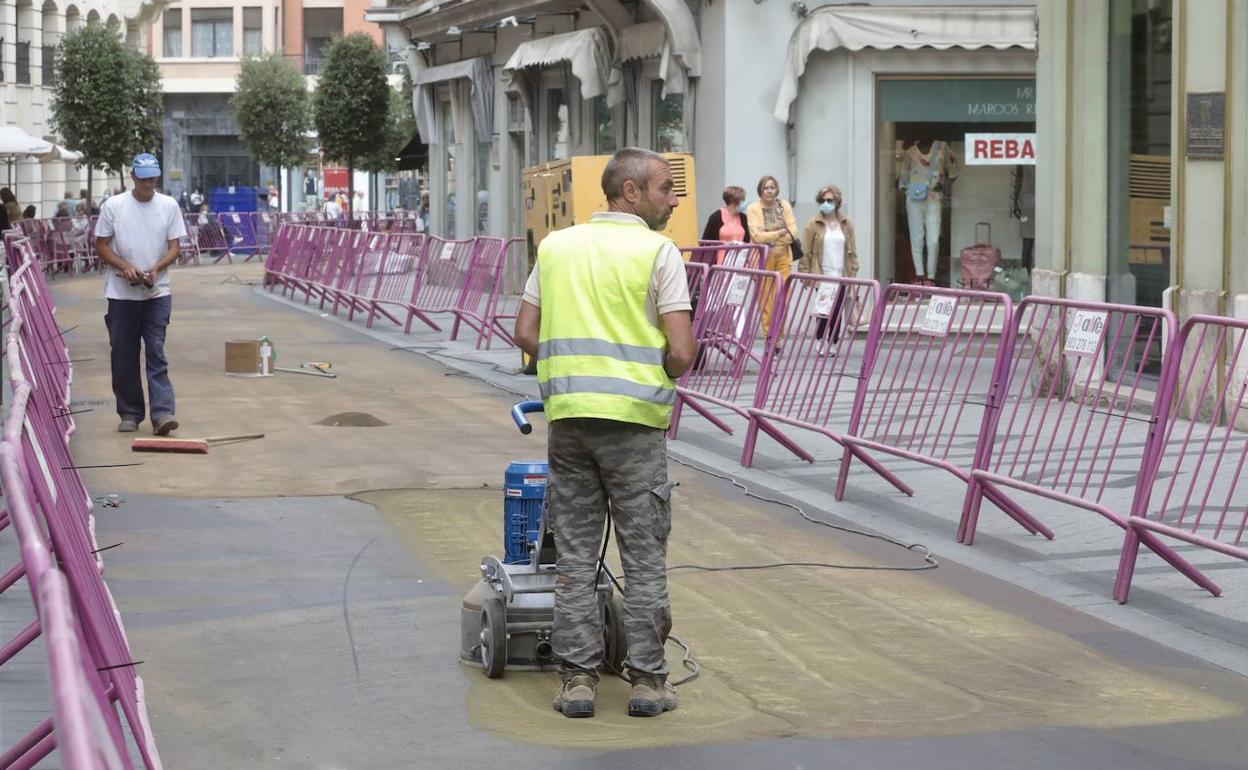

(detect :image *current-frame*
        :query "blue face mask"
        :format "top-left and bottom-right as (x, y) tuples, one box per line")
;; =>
(819, 201), (837, 215)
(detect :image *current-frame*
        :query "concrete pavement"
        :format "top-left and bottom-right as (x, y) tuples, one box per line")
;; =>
(3, 262), (1246, 768)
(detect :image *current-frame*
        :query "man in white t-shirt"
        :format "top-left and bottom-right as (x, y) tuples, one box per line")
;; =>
(94, 153), (188, 436)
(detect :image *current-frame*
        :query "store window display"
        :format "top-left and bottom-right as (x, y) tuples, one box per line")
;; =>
(898, 139), (958, 283)
(877, 79), (1037, 296)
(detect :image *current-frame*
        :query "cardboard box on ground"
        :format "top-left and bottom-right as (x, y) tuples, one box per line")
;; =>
(225, 338), (275, 376)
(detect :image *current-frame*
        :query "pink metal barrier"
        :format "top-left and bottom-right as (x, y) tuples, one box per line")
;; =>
(960, 298), (1175, 548)
(218, 212), (262, 261)
(450, 237), (525, 349)
(1114, 315), (1248, 601)
(280, 225), (332, 302)
(184, 212), (232, 263)
(413, 236), (476, 311)
(742, 274), (883, 467)
(0, 413), (133, 770)
(682, 243), (767, 270)
(329, 231), (387, 319)
(1, 235), (163, 768)
(684, 261), (708, 303)
(361, 231), (428, 330)
(262, 220), (297, 287)
(834, 285), (1016, 509)
(669, 265), (782, 438)
(261, 223), (524, 348)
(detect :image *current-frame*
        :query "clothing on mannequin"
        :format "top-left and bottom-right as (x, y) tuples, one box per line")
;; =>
(1011, 165), (1036, 270)
(898, 140), (958, 281)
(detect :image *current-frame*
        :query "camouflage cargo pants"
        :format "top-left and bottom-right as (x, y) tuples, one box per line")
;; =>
(546, 418), (673, 683)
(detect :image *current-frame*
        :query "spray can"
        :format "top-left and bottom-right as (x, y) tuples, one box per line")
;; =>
(259, 336), (275, 376)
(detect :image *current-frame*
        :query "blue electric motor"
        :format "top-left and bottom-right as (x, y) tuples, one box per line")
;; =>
(503, 461), (548, 564)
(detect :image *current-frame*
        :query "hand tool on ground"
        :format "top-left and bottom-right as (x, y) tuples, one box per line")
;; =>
(131, 433), (265, 454)
(460, 400), (627, 678)
(275, 365), (337, 378)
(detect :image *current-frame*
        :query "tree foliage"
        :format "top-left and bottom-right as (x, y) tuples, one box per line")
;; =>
(359, 73), (415, 174)
(313, 33), (390, 213)
(51, 25), (164, 180)
(232, 54), (311, 171)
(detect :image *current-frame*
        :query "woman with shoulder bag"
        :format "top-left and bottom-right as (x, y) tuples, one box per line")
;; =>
(799, 185), (859, 346)
(746, 175), (799, 337)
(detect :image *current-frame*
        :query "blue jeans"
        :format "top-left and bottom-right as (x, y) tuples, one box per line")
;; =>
(105, 296), (175, 422)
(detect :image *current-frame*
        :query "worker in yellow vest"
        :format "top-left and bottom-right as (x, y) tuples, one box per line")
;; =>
(514, 147), (696, 719)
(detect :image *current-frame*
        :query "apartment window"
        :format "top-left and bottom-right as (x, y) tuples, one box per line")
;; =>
(243, 8), (262, 56)
(42, 41), (55, 86)
(651, 85), (684, 153)
(191, 8), (233, 58)
(546, 88), (569, 161)
(593, 96), (616, 155)
(163, 9), (182, 57)
(16, 41), (30, 84)
(0, 39), (4, 83)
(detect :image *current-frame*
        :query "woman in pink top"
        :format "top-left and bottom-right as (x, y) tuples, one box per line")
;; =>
(700, 186), (751, 255)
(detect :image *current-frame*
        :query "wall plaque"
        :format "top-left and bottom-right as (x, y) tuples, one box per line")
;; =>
(1185, 92), (1225, 159)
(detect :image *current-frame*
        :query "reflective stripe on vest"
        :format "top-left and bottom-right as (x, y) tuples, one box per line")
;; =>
(536, 218), (674, 429)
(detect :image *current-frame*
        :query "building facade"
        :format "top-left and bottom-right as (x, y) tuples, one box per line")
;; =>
(150, 0), (387, 209)
(1, 0), (164, 217)
(1034, 0), (1247, 329)
(370, 0), (1038, 289)
(371, 0), (1245, 330)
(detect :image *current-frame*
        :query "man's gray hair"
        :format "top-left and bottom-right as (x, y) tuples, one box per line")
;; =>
(601, 147), (669, 201)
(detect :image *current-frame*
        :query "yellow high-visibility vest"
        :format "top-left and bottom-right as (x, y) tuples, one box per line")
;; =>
(536, 218), (675, 429)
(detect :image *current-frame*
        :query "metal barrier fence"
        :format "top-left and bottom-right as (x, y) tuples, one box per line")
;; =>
(835, 286), (1015, 510)
(12, 211), (419, 276)
(742, 274), (882, 468)
(263, 224), (525, 350)
(669, 265), (781, 439)
(449, 236), (525, 349)
(960, 298), (1172, 545)
(1, 232), (163, 768)
(1115, 314), (1248, 601)
(683, 242), (768, 270)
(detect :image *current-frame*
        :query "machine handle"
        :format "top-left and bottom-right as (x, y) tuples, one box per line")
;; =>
(511, 400), (544, 435)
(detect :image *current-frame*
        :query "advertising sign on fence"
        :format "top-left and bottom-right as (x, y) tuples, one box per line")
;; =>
(919, 295), (957, 336)
(1064, 309), (1108, 356)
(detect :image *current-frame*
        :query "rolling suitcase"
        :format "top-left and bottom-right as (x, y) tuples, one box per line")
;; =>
(959, 222), (1001, 291)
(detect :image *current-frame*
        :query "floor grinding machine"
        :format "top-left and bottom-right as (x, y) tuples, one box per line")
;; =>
(459, 400), (627, 677)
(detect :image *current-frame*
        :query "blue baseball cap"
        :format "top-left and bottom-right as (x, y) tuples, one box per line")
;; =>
(132, 153), (161, 179)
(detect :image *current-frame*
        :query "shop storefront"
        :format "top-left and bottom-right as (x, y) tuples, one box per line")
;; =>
(373, 2), (700, 242)
(877, 77), (1036, 297)
(772, 5), (1037, 289)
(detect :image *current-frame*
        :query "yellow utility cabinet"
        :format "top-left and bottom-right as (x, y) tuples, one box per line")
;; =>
(522, 153), (698, 265)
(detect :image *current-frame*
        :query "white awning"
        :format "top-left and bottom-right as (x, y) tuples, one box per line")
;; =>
(644, 0), (700, 76)
(611, 20), (687, 104)
(503, 27), (612, 99)
(0, 126), (54, 158)
(39, 144), (83, 163)
(774, 5), (1036, 122)
(411, 56), (494, 145)
(618, 21), (667, 63)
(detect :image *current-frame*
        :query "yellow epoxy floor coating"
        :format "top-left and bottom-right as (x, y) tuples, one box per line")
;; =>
(364, 482), (1240, 748)
(44, 263), (1245, 760)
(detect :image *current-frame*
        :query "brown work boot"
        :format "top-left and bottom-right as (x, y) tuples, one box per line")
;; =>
(628, 674), (677, 717)
(552, 673), (597, 718)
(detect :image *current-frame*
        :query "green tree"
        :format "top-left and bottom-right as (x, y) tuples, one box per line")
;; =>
(359, 73), (415, 174)
(51, 25), (163, 194)
(313, 33), (390, 218)
(232, 53), (312, 210)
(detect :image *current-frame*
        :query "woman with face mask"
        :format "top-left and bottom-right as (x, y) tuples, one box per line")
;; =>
(745, 175), (799, 335)
(799, 185), (859, 345)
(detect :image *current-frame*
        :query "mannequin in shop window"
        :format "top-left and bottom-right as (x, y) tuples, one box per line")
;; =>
(898, 139), (958, 283)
